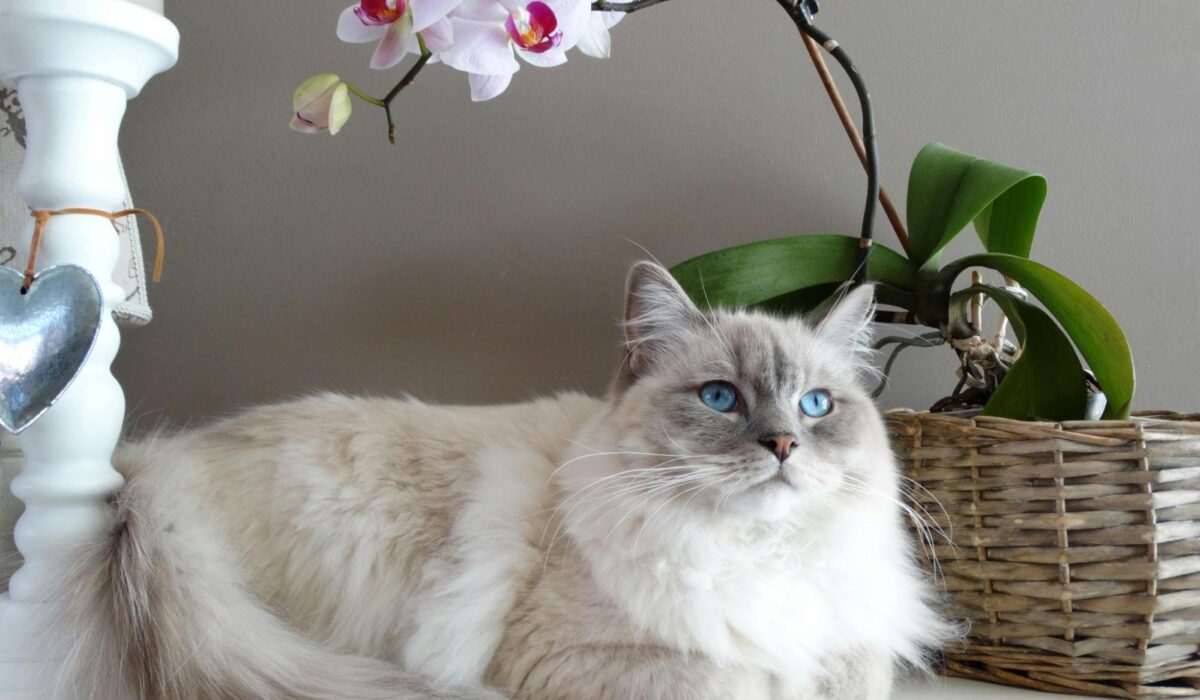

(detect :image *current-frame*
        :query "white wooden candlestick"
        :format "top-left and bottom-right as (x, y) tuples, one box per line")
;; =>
(0, 1), (177, 695)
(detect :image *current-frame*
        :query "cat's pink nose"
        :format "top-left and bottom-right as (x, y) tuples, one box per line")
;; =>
(758, 434), (797, 462)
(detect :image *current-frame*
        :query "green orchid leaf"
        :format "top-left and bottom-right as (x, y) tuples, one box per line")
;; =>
(755, 283), (842, 315)
(938, 254), (1134, 418)
(949, 285), (1087, 420)
(670, 235), (916, 310)
(907, 143), (1047, 265)
(756, 281), (921, 318)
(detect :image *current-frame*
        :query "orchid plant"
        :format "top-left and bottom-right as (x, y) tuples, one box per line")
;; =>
(291, 1), (1135, 423)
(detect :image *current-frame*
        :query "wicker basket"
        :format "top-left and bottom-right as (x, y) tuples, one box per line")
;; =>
(887, 410), (1200, 698)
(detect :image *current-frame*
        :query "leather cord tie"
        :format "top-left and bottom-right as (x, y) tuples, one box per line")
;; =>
(22, 207), (165, 294)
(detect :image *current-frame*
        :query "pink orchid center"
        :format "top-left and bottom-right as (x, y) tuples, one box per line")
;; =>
(355, 0), (409, 26)
(505, 2), (562, 54)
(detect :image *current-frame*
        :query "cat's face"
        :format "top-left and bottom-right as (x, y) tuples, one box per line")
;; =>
(609, 262), (890, 522)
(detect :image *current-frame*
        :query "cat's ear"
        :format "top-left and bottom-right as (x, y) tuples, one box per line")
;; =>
(620, 261), (703, 381)
(814, 283), (876, 354)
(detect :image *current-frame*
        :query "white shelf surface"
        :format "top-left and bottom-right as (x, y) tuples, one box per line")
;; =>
(898, 677), (1099, 699)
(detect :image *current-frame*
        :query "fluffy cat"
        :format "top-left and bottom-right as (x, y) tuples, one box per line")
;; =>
(42, 261), (948, 699)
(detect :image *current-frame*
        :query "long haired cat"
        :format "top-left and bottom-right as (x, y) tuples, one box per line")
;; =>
(43, 262), (948, 699)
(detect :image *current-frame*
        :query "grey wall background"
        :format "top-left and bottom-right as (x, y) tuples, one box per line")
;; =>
(113, 0), (1200, 428)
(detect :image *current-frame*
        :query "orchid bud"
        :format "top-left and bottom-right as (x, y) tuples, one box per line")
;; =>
(289, 73), (353, 135)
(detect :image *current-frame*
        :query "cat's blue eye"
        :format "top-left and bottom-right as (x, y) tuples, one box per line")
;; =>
(699, 381), (739, 413)
(799, 389), (833, 418)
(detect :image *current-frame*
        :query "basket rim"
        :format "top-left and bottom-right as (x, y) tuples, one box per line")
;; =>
(884, 408), (1200, 428)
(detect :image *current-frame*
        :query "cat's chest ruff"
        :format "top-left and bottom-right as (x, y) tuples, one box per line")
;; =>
(587, 524), (845, 678)
(674, 544), (833, 651)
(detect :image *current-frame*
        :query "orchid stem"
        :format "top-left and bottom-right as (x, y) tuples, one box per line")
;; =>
(799, 30), (910, 256)
(342, 57), (430, 143)
(382, 35), (432, 144)
(591, 0), (671, 11)
(345, 83), (384, 108)
(348, 33), (434, 144)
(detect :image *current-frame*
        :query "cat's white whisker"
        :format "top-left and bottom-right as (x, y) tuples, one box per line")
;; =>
(595, 471), (723, 545)
(838, 473), (954, 582)
(630, 479), (718, 557)
(542, 471), (719, 570)
(546, 449), (711, 482)
(539, 465), (692, 551)
(631, 471), (743, 556)
(592, 471), (720, 541)
(658, 419), (695, 457)
(543, 465), (721, 550)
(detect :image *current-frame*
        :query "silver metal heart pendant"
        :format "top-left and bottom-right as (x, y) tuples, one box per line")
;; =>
(0, 265), (103, 434)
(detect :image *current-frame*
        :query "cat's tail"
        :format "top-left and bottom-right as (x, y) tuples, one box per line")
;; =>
(36, 475), (506, 700)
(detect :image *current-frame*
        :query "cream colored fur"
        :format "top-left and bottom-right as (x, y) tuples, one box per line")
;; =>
(41, 262), (948, 699)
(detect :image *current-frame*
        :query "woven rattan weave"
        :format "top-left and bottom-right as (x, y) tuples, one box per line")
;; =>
(888, 411), (1200, 698)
